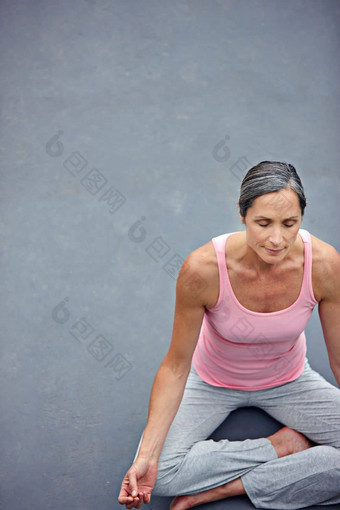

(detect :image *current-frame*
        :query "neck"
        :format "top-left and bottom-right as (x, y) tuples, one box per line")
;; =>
(245, 248), (283, 275)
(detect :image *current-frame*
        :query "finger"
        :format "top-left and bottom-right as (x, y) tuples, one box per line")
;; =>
(128, 472), (138, 498)
(137, 493), (144, 508)
(118, 495), (134, 505)
(143, 492), (151, 504)
(129, 493), (142, 510)
(125, 497), (140, 510)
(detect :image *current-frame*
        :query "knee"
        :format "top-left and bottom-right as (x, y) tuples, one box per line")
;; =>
(153, 453), (184, 496)
(153, 468), (178, 497)
(153, 476), (173, 497)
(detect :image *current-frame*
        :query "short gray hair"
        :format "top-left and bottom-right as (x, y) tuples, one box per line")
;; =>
(238, 161), (307, 218)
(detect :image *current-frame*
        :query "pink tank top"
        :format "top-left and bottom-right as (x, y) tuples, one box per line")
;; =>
(192, 229), (318, 390)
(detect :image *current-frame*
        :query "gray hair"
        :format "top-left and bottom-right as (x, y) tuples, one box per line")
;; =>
(238, 161), (307, 218)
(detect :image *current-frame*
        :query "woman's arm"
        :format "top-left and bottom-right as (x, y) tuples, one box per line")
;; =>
(118, 250), (212, 507)
(139, 252), (210, 459)
(318, 245), (340, 386)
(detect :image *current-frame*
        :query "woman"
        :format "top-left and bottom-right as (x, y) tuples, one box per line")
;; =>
(118, 161), (340, 509)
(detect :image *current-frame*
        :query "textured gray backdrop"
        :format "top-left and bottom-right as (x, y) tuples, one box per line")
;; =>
(0, 1), (339, 509)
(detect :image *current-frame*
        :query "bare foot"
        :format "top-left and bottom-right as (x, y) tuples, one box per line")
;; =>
(170, 478), (245, 510)
(267, 426), (312, 458)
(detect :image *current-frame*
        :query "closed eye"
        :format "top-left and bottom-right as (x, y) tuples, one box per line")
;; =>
(258, 222), (296, 228)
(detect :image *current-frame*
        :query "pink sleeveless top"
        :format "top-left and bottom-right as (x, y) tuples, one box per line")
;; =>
(192, 229), (318, 390)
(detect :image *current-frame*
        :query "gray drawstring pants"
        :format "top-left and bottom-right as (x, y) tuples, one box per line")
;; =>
(145, 358), (340, 509)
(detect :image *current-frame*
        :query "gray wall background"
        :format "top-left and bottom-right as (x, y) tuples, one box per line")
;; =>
(0, 1), (339, 509)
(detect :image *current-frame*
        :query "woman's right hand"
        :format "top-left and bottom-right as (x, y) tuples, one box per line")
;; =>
(118, 457), (158, 509)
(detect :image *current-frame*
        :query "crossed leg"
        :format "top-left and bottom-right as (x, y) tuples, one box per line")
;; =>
(163, 360), (340, 510)
(170, 427), (312, 510)
(153, 365), (278, 497)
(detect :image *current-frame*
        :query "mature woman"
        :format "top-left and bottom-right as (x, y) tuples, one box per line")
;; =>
(118, 161), (340, 509)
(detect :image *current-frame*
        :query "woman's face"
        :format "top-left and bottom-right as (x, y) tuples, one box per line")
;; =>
(240, 187), (302, 265)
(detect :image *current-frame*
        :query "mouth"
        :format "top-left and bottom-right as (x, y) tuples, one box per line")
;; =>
(264, 247), (285, 255)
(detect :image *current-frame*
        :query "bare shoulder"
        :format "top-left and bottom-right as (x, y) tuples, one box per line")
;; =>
(177, 240), (219, 307)
(310, 233), (340, 301)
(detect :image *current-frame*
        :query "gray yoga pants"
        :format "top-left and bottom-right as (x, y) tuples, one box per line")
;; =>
(145, 358), (340, 509)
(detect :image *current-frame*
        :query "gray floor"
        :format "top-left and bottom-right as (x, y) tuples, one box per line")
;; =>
(1, 1), (339, 509)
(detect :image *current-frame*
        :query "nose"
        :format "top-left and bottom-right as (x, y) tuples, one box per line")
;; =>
(268, 228), (283, 247)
